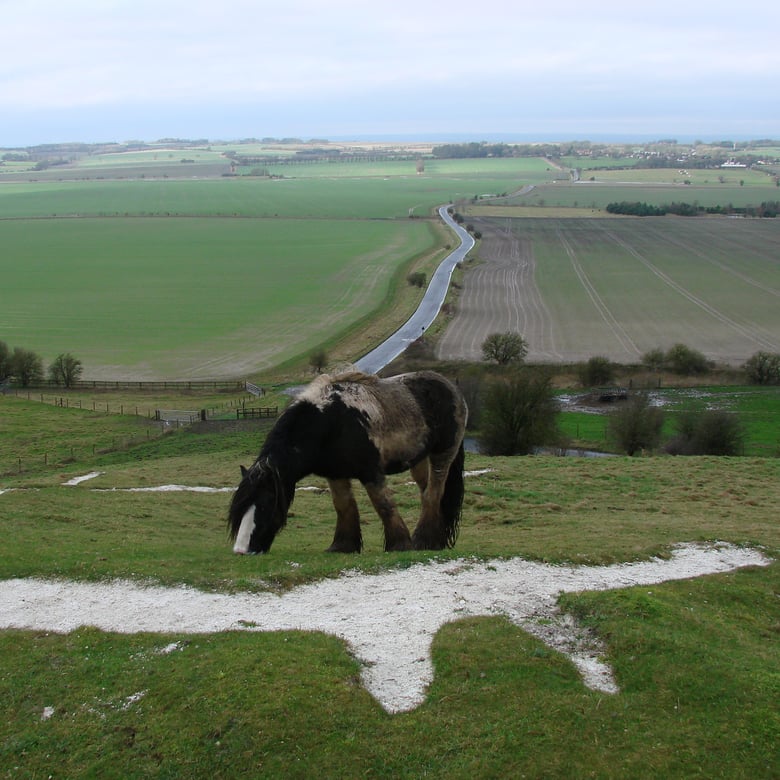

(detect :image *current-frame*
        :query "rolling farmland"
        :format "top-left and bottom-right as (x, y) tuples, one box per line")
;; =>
(0, 156), (556, 379)
(3, 147), (780, 377)
(437, 216), (780, 365)
(0, 216), (434, 379)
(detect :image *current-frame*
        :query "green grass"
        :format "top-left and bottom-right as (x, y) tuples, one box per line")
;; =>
(0, 216), (434, 378)
(2, 576), (776, 778)
(2, 151), (779, 776)
(3, 395), (779, 581)
(0, 159), (547, 220)
(1, 394), (779, 777)
(557, 386), (780, 456)
(0, 158), (548, 380)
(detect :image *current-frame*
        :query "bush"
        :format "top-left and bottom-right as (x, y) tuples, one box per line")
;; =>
(578, 356), (614, 387)
(665, 343), (710, 375)
(478, 370), (559, 455)
(0, 340), (11, 382)
(666, 410), (745, 455)
(744, 351), (780, 385)
(11, 347), (43, 387)
(481, 332), (528, 365)
(641, 348), (666, 372)
(308, 349), (328, 373)
(607, 392), (665, 456)
(641, 344), (711, 376)
(406, 272), (426, 288)
(456, 373), (484, 431)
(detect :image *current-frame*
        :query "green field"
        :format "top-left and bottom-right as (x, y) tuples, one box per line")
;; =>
(0, 216), (435, 378)
(1, 395), (778, 778)
(0, 157), (554, 379)
(530, 216), (780, 365)
(0, 160), (549, 219)
(3, 152), (780, 379)
(2, 146), (779, 777)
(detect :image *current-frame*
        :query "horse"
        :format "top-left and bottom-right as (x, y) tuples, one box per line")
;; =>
(228, 370), (468, 554)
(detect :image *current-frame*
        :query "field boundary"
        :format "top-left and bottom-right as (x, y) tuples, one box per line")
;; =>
(4, 379), (247, 392)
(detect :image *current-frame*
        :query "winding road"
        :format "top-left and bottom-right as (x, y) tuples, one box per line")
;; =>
(354, 204), (474, 373)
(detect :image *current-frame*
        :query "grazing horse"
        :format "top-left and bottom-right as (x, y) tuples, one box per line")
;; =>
(228, 370), (468, 554)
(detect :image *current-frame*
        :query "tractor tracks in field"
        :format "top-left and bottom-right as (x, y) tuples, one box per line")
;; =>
(641, 222), (780, 300)
(435, 218), (562, 361)
(595, 224), (779, 353)
(555, 226), (640, 359)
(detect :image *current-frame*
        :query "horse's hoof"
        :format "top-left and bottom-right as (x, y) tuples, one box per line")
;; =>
(411, 535), (445, 551)
(385, 540), (414, 552)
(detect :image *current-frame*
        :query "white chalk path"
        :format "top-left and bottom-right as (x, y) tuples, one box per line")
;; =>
(0, 543), (770, 713)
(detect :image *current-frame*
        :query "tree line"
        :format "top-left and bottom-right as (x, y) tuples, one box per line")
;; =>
(606, 200), (780, 218)
(432, 142), (563, 159)
(0, 341), (83, 387)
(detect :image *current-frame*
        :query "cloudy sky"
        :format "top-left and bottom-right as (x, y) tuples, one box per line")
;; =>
(2, 0), (778, 146)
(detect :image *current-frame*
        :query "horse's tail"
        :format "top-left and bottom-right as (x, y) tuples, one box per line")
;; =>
(440, 440), (465, 548)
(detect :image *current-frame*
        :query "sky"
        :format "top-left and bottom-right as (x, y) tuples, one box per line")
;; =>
(1, 0), (779, 147)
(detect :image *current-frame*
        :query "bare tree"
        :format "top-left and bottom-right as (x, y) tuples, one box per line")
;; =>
(48, 353), (83, 387)
(481, 332), (528, 365)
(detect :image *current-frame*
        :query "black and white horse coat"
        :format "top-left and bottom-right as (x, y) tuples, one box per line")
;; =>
(228, 370), (468, 554)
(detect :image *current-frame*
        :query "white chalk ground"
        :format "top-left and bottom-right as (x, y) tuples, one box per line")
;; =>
(0, 542), (771, 713)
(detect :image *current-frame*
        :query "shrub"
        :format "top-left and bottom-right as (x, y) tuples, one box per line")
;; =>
(481, 332), (528, 366)
(578, 356), (614, 387)
(666, 410), (745, 456)
(11, 347), (44, 387)
(665, 343), (710, 375)
(744, 351), (780, 385)
(641, 348), (666, 372)
(607, 392), (665, 456)
(478, 370), (559, 455)
(456, 373), (484, 431)
(308, 349), (328, 373)
(406, 272), (426, 288)
(0, 340), (11, 382)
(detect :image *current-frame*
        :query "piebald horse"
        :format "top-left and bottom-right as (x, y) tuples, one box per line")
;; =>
(228, 370), (468, 554)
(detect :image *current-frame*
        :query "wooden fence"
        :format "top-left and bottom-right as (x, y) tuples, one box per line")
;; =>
(7, 379), (247, 392)
(236, 407), (278, 419)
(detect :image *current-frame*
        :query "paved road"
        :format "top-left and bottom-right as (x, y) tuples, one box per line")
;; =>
(354, 204), (475, 374)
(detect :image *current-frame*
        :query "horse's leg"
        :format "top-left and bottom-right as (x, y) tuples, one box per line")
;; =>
(410, 458), (429, 494)
(411, 452), (452, 550)
(363, 479), (413, 552)
(326, 478), (363, 553)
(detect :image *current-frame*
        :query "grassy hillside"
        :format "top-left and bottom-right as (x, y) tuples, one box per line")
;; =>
(1, 394), (778, 777)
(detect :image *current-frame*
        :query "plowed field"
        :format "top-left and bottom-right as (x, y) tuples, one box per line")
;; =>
(436, 216), (780, 365)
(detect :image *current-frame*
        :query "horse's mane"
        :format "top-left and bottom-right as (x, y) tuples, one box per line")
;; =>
(330, 369), (379, 385)
(303, 370), (378, 395)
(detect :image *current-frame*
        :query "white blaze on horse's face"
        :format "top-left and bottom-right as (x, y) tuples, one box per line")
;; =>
(233, 504), (257, 554)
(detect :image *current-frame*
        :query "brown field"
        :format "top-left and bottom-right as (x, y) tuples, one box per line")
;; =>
(436, 216), (780, 366)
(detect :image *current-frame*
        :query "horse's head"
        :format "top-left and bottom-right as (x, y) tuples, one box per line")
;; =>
(227, 460), (289, 554)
